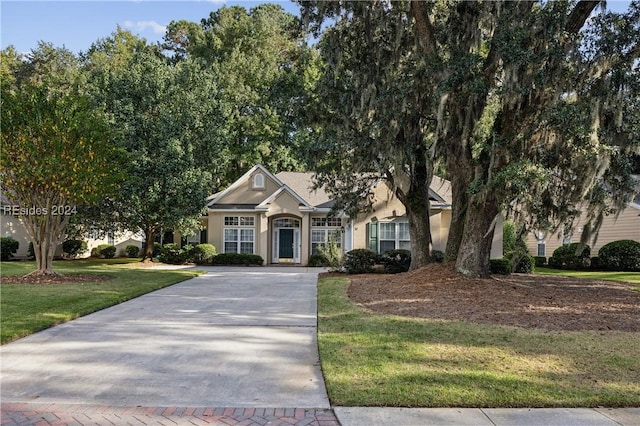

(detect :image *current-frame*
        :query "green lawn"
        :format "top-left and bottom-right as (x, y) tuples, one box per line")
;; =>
(0, 259), (202, 344)
(318, 276), (640, 408)
(535, 267), (640, 285)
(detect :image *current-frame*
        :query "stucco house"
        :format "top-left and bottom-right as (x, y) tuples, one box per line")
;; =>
(196, 165), (503, 265)
(525, 193), (640, 258)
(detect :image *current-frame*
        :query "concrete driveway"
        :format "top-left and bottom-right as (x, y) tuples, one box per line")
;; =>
(0, 267), (330, 409)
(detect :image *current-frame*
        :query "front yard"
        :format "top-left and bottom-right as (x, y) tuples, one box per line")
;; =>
(0, 259), (202, 344)
(317, 266), (640, 407)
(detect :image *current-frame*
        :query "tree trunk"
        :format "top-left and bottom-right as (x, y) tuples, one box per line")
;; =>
(141, 227), (157, 261)
(21, 207), (69, 276)
(444, 140), (473, 262)
(454, 194), (499, 277)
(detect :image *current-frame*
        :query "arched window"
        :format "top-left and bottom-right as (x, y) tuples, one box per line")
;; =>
(253, 173), (265, 189)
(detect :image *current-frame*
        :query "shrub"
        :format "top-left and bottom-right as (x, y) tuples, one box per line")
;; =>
(158, 243), (194, 264)
(514, 253), (534, 274)
(533, 256), (547, 267)
(317, 239), (344, 271)
(27, 241), (35, 260)
(598, 239), (640, 272)
(430, 250), (445, 263)
(99, 244), (116, 259)
(590, 256), (602, 270)
(209, 253), (263, 266)
(307, 253), (329, 267)
(344, 249), (377, 274)
(380, 249), (411, 273)
(192, 244), (216, 264)
(490, 258), (512, 275)
(125, 245), (140, 258)
(0, 237), (19, 261)
(92, 244), (110, 258)
(62, 239), (88, 258)
(548, 243), (590, 270)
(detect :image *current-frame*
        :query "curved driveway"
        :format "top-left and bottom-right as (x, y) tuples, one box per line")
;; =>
(0, 267), (330, 409)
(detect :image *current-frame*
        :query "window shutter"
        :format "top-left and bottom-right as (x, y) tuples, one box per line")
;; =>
(368, 222), (378, 253)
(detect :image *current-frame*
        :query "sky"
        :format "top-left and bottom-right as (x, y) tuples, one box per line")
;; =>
(0, 1), (633, 55)
(1, 0), (302, 55)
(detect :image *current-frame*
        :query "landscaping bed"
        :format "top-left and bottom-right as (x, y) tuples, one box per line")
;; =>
(346, 263), (640, 332)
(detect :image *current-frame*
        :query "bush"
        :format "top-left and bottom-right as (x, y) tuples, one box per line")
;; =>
(590, 256), (602, 270)
(62, 239), (88, 258)
(533, 256), (547, 267)
(490, 258), (512, 275)
(0, 237), (19, 261)
(430, 250), (445, 263)
(192, 244), (216, 264)
(209, 253), (263, 266)
(158, 243), (194, 264)
(27, 241), (35, 260)
(125, 245), (140, 258)
(380, 249), (411, 274)
(548, 243), (590, 270)
(514, 253), (534, 273)
(93, 244), (116, 259)
(598, 239), (640, 272)
(307, 253), (330, 267)
(344, 249), (377, 274)
(317, 239), (344, 271)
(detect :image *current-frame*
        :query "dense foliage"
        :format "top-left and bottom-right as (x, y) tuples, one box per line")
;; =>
(344, 249), (377, 274)
(0, 237), (19, 261)
(598, 240), (640, 271)
(549, 243), (591, 270)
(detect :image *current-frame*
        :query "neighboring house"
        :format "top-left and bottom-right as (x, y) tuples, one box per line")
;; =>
(1, 195), (144, 259)
(526, 193), (640, 257)
(191, 164), (503, 265)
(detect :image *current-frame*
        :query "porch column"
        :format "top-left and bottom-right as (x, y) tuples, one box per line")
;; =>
(259, 213), (269, 262)
(301, 213), (310, 265)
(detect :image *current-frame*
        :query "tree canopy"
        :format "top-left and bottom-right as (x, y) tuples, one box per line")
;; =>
(1, 43), (123, 274)
(302, 0), (639, 277)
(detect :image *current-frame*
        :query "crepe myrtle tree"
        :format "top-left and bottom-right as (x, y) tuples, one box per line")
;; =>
(1, 47), (123, 275)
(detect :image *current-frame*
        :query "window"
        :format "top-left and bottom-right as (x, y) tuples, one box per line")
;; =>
(253, 173), (265, 189)
(107, 232), (115, 246)
(223, 216), (255, 253)
(373, 221), (411, 254)
(273, 218), (300, 228)
(537, 240), (546, 257)
(310, 216), (342, 254)
(312, 217), (342, 227)
(311, 229), (342, 254)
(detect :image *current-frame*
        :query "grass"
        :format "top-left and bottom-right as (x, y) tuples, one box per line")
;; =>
(0, 259), (203, 344)
(317, 276), (640, 407)
(535, 267), (640, 285)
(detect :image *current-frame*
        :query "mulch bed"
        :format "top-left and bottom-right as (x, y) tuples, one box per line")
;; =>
(1, 274), (114, 285)
(341, 263), (640, 332)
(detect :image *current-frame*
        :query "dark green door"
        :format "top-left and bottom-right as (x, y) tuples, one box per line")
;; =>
(279, 229), (294, 259)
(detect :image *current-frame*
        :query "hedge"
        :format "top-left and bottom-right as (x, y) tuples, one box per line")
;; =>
(209, 253), (264, 266)
(548, 243), (590, 270)
(379, 249), (411, 274)
(490, 258), (512, 275)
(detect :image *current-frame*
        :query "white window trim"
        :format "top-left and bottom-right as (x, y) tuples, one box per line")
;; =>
(253, 173), (265, 190)
(223, 216), (255, 254)
(378, 221), (410, 253)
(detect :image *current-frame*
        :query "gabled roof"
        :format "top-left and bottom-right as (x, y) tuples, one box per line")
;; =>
(207, 165), (453, 214)
(276, 171), (333, 209)
(256, 185), (314, 211)
(207, 164), (284, 207)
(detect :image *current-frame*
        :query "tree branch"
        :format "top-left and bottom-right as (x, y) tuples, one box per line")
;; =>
(410, 1), (436, 56)
(566, 1), (600, 33)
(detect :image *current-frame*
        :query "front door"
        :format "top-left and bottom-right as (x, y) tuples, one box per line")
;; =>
(279, 228), (294, 261)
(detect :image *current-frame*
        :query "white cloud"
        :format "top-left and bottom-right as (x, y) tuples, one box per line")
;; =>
(123, 20), (167, 35)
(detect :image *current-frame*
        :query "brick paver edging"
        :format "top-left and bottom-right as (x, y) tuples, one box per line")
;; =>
(1, 403), (341, 426)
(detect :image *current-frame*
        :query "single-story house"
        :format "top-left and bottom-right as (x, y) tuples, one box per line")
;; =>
(526, 193), (640, 257)
(188, 164), (503, 265)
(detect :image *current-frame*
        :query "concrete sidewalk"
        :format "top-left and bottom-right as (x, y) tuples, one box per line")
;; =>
(334, 406), (640, 425)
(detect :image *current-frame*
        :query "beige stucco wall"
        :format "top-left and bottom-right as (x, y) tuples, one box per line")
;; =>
(1, 213), (32, 258)
(526, 204), (640, 257)
(218, 170), (281, 205)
